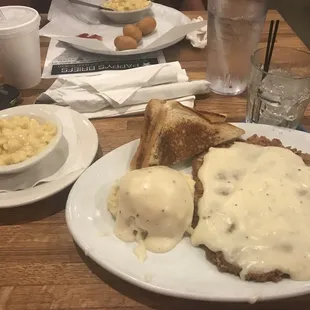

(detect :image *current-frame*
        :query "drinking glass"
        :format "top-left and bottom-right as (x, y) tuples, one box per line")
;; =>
(206, 0), (267, 95)
(246, 47), (310, 129)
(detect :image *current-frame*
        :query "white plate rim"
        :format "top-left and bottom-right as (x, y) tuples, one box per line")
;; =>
(0, 104), (98, 208)
(71, 4), (191, 56)
(66, 123), (310, 302)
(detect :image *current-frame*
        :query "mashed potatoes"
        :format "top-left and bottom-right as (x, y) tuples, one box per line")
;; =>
(104, 0), (151, 11)
(107, 166), (195, 261)
(0, 116), (57, 166)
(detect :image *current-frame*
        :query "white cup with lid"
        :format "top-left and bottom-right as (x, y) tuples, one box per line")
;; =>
(0, 6), (41, 89)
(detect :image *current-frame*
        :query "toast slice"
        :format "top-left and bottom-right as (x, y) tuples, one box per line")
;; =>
(130, 99), (245, 169)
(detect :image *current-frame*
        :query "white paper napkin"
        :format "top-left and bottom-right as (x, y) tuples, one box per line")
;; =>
(36, 62), (210, 116)
(59, 62), (187, 90)
(37, 62), (187, 111)
(186, 16), (208, 49)
(37, 80), (209, 113)
(0, 108), (84, 192)
(83, 95), (196, 119)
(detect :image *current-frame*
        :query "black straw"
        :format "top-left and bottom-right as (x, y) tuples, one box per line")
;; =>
(263, 20), (280, 75)
(265, 20), (280, 72)
(263, 20), (275, 73)
(252, 19), (280, 122)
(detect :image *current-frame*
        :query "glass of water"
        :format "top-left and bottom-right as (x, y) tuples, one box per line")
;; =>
(246, 47), (310, 129)
(206, 0), (267, 95)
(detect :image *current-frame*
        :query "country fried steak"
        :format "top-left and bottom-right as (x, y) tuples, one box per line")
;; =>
(192, 134), (310, 283)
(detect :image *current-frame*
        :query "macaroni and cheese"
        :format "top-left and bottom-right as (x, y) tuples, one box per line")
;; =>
(104, 0), (151, 11)
(0, 116), (57, 166)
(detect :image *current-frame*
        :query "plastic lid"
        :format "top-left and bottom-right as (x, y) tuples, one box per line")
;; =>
(0, 6), (40, 35)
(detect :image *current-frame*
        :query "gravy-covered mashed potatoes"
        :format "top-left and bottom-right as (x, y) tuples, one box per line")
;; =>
(108, 166), (194, 261)
(105, 0), (151, 11)
(0, 116), (57, 166)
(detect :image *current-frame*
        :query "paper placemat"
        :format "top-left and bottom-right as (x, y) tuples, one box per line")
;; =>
(42, 39), (166, 78)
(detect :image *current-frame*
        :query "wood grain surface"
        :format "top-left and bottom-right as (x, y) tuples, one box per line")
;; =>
(0, 10), (310, 310)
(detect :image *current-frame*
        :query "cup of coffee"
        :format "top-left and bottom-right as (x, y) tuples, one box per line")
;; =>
(0, 6), (41, 89)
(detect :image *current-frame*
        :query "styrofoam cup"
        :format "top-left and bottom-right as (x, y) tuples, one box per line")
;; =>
(0, 6), (41, 89)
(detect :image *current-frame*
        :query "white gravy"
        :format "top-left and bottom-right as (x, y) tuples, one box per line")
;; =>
(191, 142), (310, 280)
(111, 166), (194, 261)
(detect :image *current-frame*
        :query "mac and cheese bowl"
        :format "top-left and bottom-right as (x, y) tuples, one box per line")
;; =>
(101, 1), (152, 24)
(0, 107), (63, 174)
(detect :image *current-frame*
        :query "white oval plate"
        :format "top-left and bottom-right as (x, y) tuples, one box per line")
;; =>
(71, 4), (190, 56)
(0, 105), (98, 208)
(66, 123), (310, 302)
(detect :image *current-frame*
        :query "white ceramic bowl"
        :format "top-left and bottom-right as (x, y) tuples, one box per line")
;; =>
(100, 3), (152, 24)
(0, 105), (63, 175)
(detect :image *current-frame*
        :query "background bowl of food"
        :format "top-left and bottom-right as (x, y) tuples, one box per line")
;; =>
(0, 106), (63, 174)
(101, 0), (153, 24)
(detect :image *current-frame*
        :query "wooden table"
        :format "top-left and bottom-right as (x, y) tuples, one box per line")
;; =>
(0, 10), (309, 310)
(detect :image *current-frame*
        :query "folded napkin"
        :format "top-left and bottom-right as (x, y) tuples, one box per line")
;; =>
(186, 16), (208, 49)
(83, 96), (196, 119)
(0, 108), (84, 192)
(36, 62), (210, 118)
